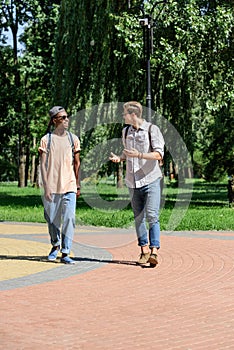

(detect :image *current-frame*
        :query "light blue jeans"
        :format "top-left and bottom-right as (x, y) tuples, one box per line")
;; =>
(44, 192), (76, 254)
(128, 179), (161, 249)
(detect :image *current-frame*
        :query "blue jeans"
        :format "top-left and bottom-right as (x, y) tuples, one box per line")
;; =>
(44, 192), (76, 254)
(128, 179), (161, 249)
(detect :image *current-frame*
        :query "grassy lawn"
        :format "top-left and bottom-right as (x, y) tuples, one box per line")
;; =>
(0, 179), (233, 231)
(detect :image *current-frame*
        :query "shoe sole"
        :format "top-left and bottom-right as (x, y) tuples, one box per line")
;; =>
(48, 257), (57, 261)
(60, 259), (76, 265)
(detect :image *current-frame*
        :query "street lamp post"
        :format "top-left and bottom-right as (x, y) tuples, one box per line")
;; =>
(128, 1), (168, 121)
(140, 14), (153, 120)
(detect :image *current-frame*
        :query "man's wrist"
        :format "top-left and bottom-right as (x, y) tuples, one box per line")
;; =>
(138, 152), (143, 159)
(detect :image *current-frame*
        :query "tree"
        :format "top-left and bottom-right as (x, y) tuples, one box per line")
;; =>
(1, 0), (233, 184)
(0, 45), (18, 180)
(149, 0), (234, 179)
(0, 0), (60, 185)
(51, 0), (233, 183)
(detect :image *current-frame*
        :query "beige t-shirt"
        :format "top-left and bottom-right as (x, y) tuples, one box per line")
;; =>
(39, 132), (80, 194)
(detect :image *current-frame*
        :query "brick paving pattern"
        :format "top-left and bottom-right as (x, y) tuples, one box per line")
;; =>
(0, 222), (234, 349)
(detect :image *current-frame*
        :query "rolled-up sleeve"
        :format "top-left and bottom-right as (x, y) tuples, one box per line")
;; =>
(38, 136), (47, 154)
(151, 125), (165, 158)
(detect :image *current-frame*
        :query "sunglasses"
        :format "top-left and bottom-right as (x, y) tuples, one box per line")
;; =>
(54, 115), (70, 120)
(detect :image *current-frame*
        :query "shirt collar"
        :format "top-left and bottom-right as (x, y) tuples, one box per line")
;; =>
(130, 119), (148, 131)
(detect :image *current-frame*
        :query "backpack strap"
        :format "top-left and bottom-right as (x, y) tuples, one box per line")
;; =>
(124, 125), (130, 146)
(45, 132), (51, 171)
(148, 123), (152, 150)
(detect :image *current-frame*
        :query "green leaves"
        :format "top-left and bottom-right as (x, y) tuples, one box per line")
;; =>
(0, 0), (233, 184)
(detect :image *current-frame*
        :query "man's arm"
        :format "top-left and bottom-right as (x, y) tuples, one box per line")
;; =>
(40, 152), (52, 202)
(123, 148), (162, 160)
(74, 151), (81, 197)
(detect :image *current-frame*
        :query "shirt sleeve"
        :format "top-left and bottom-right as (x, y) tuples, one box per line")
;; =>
(121, 128), (127, 160)
(73, 135), (81, 153)
(38, 136), (47, 154)
(150, 124), (165, 158)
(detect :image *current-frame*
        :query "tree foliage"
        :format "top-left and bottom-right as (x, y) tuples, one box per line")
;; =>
(0, 0), (60, 185)
(52, 0), (233, 181)
(0, 0), (233, 184)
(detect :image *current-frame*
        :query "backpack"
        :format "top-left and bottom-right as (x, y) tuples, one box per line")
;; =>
(45, 131), (75, 171)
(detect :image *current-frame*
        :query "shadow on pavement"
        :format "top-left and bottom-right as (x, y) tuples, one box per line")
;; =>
(0, 254), (138, 266)
(0, 254), (158, 268)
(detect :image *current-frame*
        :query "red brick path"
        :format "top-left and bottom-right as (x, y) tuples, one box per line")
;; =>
(1, 226), (234, 349)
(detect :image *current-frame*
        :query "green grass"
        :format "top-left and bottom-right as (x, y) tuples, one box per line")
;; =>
(0, 179), (233, 231)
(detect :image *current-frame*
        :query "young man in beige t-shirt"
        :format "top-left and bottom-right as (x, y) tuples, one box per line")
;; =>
(39, 106), (80, 264)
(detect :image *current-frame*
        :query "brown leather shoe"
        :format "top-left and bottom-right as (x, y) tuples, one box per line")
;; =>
(137, 252), (150, 265)
(148, 253), (158, 267)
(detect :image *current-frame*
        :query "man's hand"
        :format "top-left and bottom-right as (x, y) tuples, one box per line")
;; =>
(44, 186), (52, 202)
(123, 148), (139, 158)
(109, 152), (120, 163)
(76, 188), (81, 198)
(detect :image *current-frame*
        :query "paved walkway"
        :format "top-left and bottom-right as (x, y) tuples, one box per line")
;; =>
(0, 222), (234, 349)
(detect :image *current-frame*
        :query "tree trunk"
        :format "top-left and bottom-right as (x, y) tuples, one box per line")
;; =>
(18, 143), (26, 187)
(12, 17), (25, 187)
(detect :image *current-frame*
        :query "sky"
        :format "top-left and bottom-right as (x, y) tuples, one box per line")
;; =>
(2, 26), (24, 50)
